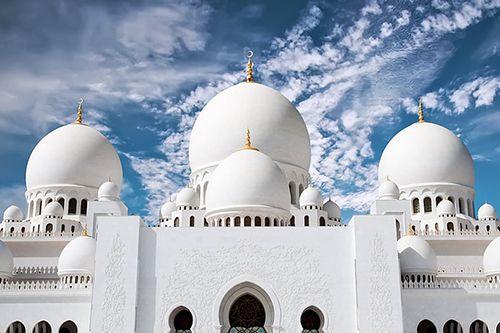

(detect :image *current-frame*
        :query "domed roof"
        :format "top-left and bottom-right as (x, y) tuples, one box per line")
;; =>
(3, 205), (23, 221)
(43, 201), (63, 218)
(26, 123), (123, 191)
(397, 234), (437, 275)
(205, 147), (290, 217)
(98, 179), (120, 201)
(176, 187), (199, 208)
(189, 83), (311, 173)
(436, 199), (455, 216)
(378, 122), (475, 189)
(483, 237), (500, 277)
(324, 199), (341, 220)
(58, 235), (97, 276)
(478, 202), (497, 221)
(299, 186), (323, 208)
(160, 200), (176, 219)
(0, 240), (13, 278)
(378, 178), (400, 200)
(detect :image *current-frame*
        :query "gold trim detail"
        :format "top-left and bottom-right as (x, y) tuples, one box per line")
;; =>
(238, 128), (259, 151)
(418, 97), (425, 123)
(82, 224), (90, 237)
(76, 98), (84, 124)
(246, 51), (254, 83)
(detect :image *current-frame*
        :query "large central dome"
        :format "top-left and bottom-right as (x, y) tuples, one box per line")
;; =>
(378, 121), (475, 189)
(189, 82), (311, 173)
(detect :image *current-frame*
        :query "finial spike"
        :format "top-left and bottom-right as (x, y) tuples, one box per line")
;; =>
(418, 97), (425, 122)
(386, 175), (390, 181)
(169, 197), (172, 202)
(238, 128), (259, 151)
(186, 183), (190, 188)
(108, 176), (112, 182)
(246, 51), (254, 82)
(76, 98), (84, 124)
(83, 224), (89, 237)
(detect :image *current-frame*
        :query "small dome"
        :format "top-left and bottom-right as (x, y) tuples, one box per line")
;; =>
(160, 200), (176, 219)
(43, 201), (64, 218)
(378, 179), (400, 200)
(478, 202), (497, 221)
(176, 187), (200, 209)
(3, 205), (23, 222)
(58, 235), (97, 277)
(0, 240), (13, 279)
(205, 148), (290, 219)
(98, 179), (120, 201)
(436, 199), (455, 216)
(189, 83), (311, 173)
(324, 199), (341, 220)
(379, 122), (475, 190)
(299, 186), (323, 209)
(397, 235), (437, 275)
(26, 123), (123, 192)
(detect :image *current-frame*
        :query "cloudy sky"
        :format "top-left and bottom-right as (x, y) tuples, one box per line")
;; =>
(1, 0), (500, 224)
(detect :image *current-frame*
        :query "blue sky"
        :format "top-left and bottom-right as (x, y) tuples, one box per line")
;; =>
(1, 0), (500, 224)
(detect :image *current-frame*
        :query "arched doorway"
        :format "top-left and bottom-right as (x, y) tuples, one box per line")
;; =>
(229, 294), (266, 333)
(32, 321), (51, 333)
(301, 308), (322, 333)
(470, 320), (489, 333)
(172, 309), (193, 333)
(444, 319), (463, 333)
(58, 321), (77, 333)
(417, 319), (437, 333)
(6, 321), (26, 333)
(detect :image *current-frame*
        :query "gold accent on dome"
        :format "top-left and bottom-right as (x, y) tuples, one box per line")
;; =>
(238, 128), (259, 151)
(418, 97), (425, 123)
(76, 98), (84, 124)
(186, 183), (190, 188)
(81, 224), (90, 237)
(246, 51), (254, 82)
(108, 176), (112, 182)
(169, 197), (172, 202)
(408, 224), (416, 236)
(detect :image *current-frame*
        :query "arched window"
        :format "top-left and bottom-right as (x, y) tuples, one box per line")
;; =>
(319, 217), (325, 227)
(447, 222), (454, 232)
(29, 201), (34, 219)
(436, 196), (443, 206)
(229, 294), (266, 333)
(244, 216), (251, 227)
(235, 217), (241, 227)
(470, 320), (489, 333)
(424, 197), (432, 212)
(304, 215), (310, 227)
(264, 217), (270, 227)
(459, 198), (465, 214)
(396, 219), (401, 240)
(290, 216), (295, 227)
(417, 319), (437, 333)
(58, 320), (78, 333)
(61, 224), (66, 233)
(68, 198), (77, 215)
(173, 309), (193, 333)
(475, 225), (480, 232)
(412, 198), (420, 214)
(190, 216), (195, 227)
(301, 309), (321, 333)
(495, 322), (500, 333)
(6, 321), (26, 333)
(80, 199), (88, 215)
(174, 218), (179, 227)
(299, 183), (305, 196)
(273, 219), (278, 227)
(21, 227), (25, 234)
(225, 217), (231, 227)
(71, 225), (75, 234)
(255, 217), (261, 227)
(435, 223), (439, 231)
(46, 224), (53, 233)
(36, 199), (42, 216)
(33, 321), (52, 333)
(289, 181), (297, 205)
(57, 198), (65, 210)
(443, 319), (463, 333)
(468, 199), (473, 217)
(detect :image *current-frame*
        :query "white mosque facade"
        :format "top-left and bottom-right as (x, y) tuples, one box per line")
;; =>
(1, 62), (500, 333)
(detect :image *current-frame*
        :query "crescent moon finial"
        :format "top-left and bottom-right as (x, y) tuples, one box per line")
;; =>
(79, 98), (84, 105)
(246, 50), (254, 82)
(247, 50), (254, 59)
(76, 98), (84, 124)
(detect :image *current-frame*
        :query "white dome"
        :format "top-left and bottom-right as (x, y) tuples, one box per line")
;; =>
(478, 202), (497, 221)
(324, 199), (341, 220)
(26, 123), (123, 191)
(206, 148), (290, 218)
(58, 235), (97, 277)
(378, 179), (400, 200)
(379, 122), (475, 189)
(189, 83), (311, 173)
(299, 186), (323, 209)
(0, 240), (13, 279)
(176, 187), (200, 208)
(484, 237), (500, 277)
(43, 201), (64, 218)
(397, 235), (438, 275)
(3, 205), (23, 222)
(436, 199), (455, 216)
(98, 180), (120, 201)
(160, 200), (176, 219)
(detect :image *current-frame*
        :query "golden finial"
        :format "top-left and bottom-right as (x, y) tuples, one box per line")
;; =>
(309, 183), (313, 188)
(13, 202), (16, 206)
(408, 224), (416, 236)
(418, 97), (425, 123)
(186, 183), (190, 188)
(76, 98), (84, 124)
(82, 224), (89, 237)
(246, 51), (254, 83)
(486, 199), (488, 204)
(108, 176), (112, 182)
(238, 128), (259, 151)
(169, 197), (172, 202)
(328, 196), (332, 202)
(387, 175), (390, 181)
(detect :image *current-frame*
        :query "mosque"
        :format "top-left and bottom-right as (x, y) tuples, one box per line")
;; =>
(0, 56), (499, 333)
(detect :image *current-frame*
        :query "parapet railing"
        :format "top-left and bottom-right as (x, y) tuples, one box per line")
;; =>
(416, 230), (499, 237)
(0, 231), (79, 239)
(402, 279), (500, 290)
(0, 280), (92, 291)
(437, 265), (483, 274)
(12, 266), (58, 276)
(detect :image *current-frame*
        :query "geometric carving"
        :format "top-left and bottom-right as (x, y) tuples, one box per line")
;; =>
(101, 233), (126, 333)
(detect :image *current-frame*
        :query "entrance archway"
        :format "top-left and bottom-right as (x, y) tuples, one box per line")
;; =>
(229, 294), (266, 333)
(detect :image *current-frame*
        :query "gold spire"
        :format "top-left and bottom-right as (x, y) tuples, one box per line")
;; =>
(408, 224), (416, 236)
(238, 128), (259, 151)
(82, 224), (90, 237)
(108, 176), (112, 182)
(169, 197), (172, 202)
(186, 183), (190, 188)
(418, 97), (425, 123)
(76, 98), (84, 124)
(387, 175), (390, 181)
(246, 51), (254, 83)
